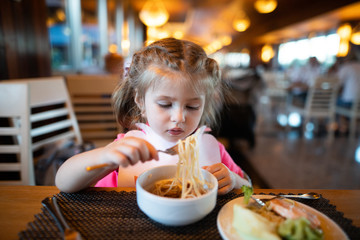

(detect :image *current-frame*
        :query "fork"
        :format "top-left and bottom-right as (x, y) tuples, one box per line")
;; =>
(251, 196), (267, 207)
(250, 192), (321, 208)
(85, 144), (179, 171)
(157, 144), (179, 155)
(42, 197), (83, 239)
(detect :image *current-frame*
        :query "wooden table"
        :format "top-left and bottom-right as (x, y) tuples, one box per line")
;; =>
(0, 186), (359, 240)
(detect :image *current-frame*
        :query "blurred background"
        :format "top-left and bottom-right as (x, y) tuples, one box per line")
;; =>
(1, 0), (360, 188)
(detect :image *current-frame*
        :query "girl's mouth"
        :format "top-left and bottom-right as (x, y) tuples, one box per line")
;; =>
(168, 128), (184, 136)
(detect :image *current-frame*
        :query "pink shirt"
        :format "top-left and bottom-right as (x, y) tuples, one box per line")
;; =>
(95, 134), (244, 187)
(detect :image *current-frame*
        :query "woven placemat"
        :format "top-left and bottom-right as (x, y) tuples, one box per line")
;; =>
(18, 191), (360, 240)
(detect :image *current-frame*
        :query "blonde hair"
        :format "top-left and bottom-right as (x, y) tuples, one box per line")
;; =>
(112, 38), (224, 131)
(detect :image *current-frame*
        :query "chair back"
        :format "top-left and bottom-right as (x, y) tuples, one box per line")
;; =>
(0, 84), (33, 185)
(66, 74), (122, 146)
(304, 77), (338, 117)
(0, 77), (82, 185)
(28, 78), (83, 150)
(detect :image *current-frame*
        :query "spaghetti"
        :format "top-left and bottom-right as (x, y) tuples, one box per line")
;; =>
(151, 126), (212, 198)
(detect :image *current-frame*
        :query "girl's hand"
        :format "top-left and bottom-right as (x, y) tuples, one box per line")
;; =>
(100, 136), (159, 168)
(203, 163), (234, 195)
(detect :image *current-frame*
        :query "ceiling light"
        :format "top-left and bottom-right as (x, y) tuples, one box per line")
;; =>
(350, 24), (360, 45)
(337, 23), (352, 40)
(241, 48), (250, 54)
(147, 27), (158, 39)
(254, 0), (278, 14)
(173, 30), (184, 39)
(220, 35), (232, 46)
(108, 44), (118, 54)
(261, 44), (274, 62)
(337, 40), (349, 57)
(139, 0), (169, 28)
(233, 11), (250, 32)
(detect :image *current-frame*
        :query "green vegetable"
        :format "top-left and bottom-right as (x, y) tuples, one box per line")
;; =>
(278, 217), (323, 240)
(241, 185), (254, 205)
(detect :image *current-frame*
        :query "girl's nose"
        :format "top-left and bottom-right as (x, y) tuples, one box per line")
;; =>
(171, 108), (185, 123)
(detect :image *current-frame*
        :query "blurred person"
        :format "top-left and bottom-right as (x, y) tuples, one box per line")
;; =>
(335, 54), (360, 135)
(286, 57), (322, 106)
(336, 55), (360, 108)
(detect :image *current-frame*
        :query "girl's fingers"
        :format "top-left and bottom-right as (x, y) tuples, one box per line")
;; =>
(106, 137), (158, 167)
(116, 152), (131, 167)
(121, 140), (147, 163)
(203, 163), (233, 195)
(218, 184), (232, 195)
(143, 140), (159, 160)
(217, 175), (232, 189)
(203, 163), (227, 180)
(101, 148), (131, 168)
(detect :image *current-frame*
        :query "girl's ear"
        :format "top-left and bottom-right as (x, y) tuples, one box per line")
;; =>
(134, 90), (145, 116)
(134, 89), (142, 108)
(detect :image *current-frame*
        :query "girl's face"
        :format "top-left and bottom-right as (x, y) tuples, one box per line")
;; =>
(138, 77), (205, 143)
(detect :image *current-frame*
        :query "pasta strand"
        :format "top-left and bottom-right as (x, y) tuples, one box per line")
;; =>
(152, 127), (212, 198)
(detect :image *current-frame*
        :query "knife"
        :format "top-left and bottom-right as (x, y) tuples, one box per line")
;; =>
(42, 197), (82, 240)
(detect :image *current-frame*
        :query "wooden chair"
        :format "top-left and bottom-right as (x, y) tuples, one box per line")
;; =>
(287, 77), (338, 140)
(66, 74), (122, 147)
(335, 95), (360, 139)
(0, 77), (82, 185)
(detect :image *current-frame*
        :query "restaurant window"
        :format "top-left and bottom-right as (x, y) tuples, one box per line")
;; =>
(46, 0), (113, 73)
(278, 33), (340, 68)
(46, 0), (143, 74)
(81, 0), (101, 69)
(46, 0), (71, 71)
(212, 52), (250, 68)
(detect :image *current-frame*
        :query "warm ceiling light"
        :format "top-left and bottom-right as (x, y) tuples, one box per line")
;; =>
(241, 48), (250, 54)
(139, 0), (169, 27)
(350, 24), (360, 45)
(261, 44), (274, 62)
(233, 11), (250, 32)
(254, 0), (278, 14)
(108, 44), (118, 54)
(122, 39), (130, 52)
(56, 9), (66, 21)
(337, 23), (352, 40)
(173, 30), (184, 39)
(147, 27), (158, 39)
(220, 35), (232, 46)
(337, 40), (349, 57)
(156, 29), (170, 39)
(145, 40), (155, 46)
(46, 17), (55, 27)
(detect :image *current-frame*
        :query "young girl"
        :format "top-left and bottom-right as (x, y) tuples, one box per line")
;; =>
(55, 38), (251, 194)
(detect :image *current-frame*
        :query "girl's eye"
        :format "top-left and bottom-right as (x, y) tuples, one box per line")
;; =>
(157, 102), (172, 108)
(186, 105), (200, 110)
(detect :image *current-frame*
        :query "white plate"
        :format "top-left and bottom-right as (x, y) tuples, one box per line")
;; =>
(217, 195), (349, 240)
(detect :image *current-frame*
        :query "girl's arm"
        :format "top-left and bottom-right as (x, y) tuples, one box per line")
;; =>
(55, 137), (158, 193)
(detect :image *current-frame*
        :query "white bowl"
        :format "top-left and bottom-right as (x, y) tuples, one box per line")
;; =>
(136, 165), (218, 226)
